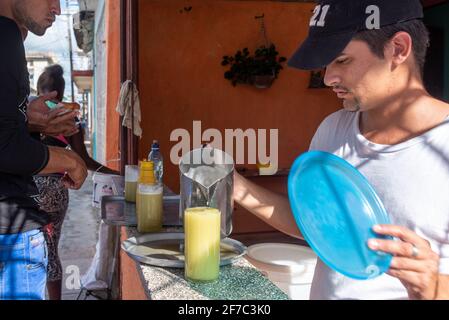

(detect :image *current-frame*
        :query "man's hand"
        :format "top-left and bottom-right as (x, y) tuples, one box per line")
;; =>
(27, 91), (79, 137)
(40, 147), (88, 190)
(368, 224), (440, 300)
(60, 150), (88, 190)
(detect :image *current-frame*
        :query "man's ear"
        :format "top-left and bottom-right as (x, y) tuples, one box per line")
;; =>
(387, 31), (413, 67)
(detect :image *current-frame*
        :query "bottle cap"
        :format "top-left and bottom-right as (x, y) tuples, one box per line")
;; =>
(139, 160), (156, 184)
(152, 140), (160, 149)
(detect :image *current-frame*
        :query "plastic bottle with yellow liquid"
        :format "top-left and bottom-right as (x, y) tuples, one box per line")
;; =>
(136, 160), (163, 233)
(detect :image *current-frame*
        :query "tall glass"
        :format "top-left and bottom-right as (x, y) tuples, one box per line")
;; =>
(184, 207), (221, 282)
(125, 165), (139, 202)
(136, 183), (163, 233)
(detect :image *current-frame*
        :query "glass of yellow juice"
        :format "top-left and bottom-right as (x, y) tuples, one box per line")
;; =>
(125, 165), (139, 202)
(125, 181), (138, 202)
(184, 207), (221, 282)
(136, 184), (163, 233)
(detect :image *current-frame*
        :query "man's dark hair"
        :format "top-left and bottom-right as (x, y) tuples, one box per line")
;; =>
(353, 19), (430, 78)
(37, 64), (65, 101)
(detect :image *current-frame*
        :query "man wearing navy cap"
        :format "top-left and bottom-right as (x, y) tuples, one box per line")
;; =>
(234, 0), (449, 299)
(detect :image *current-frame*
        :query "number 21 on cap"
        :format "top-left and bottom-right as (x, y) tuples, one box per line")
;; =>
(310, 4), (330, 27)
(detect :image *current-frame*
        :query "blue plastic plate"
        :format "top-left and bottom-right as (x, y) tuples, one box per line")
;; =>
(288, 151), (393, 280)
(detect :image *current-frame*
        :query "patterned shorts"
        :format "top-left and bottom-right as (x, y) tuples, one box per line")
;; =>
(33, 175), (69, 282)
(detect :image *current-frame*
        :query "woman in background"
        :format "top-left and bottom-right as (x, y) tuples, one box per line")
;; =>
(34, 64), (118, 300)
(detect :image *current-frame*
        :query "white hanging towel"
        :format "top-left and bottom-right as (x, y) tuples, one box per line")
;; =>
(116, 80), (142, 138)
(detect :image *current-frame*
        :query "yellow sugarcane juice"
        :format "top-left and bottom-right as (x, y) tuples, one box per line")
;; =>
(125, 181), (138, 202)
(136, 161), (163, 233)
(184, 207), (221, 282)
(125, 165), (139, 202)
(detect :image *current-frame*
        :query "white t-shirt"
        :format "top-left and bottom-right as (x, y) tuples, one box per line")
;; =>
(308, 109), (449, 300)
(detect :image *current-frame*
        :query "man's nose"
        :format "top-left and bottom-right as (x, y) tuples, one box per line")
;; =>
(323, 66), (340, 87)
(51, 0), (62, 16)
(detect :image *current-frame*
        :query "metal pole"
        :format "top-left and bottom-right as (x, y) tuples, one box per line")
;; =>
(66, 0), (75, 102)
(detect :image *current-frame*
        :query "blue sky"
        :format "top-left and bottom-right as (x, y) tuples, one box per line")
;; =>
(24, 0), (81, 100)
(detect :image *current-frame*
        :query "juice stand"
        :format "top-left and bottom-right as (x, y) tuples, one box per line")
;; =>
(103, 147), (292, 300)
(103, 183), (290, 300)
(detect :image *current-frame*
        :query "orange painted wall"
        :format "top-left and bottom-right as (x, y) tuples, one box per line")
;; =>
(105, 0), (121, 171)
(137, 0), (342, 193)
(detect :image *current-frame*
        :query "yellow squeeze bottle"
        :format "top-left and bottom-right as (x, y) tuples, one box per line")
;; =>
(136, 160), (163, 233)
(184, 207), (221, 282)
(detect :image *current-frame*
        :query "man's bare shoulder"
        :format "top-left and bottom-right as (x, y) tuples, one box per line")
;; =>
(424, 96), (449, 120)
(435, 98), (449, 113)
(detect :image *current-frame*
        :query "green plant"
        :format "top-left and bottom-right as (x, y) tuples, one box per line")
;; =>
(221, 44), (287, 87)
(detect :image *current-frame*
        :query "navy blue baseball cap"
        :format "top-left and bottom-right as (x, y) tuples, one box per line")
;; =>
(288, 0), (424, 70)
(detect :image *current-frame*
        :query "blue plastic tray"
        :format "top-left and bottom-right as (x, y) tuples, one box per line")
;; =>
(288, 151), (392, 280)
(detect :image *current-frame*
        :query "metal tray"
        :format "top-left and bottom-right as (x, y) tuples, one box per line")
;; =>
(121, 232), (247, 268)
(101, 195), (182, 227)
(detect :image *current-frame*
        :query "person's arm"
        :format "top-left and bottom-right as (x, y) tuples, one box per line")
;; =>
(0, 28), (50, 177)
(233, 171), (303, 239)
(436, 275), (449, 300)
(0, 18), (86, 188)
(39, 146), (88, 190)
(67, 129), (119, 174)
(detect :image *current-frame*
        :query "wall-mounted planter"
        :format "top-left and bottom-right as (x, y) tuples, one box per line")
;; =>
(222, 45), (287, 89)
(252, 74), (276, 89)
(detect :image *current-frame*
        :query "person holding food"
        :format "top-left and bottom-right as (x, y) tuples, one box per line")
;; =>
(0, 0), (88, 300)
(33, 64), (118, 300)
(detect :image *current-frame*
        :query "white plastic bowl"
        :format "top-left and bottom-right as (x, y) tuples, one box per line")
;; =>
(246, 243), (317, 300)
